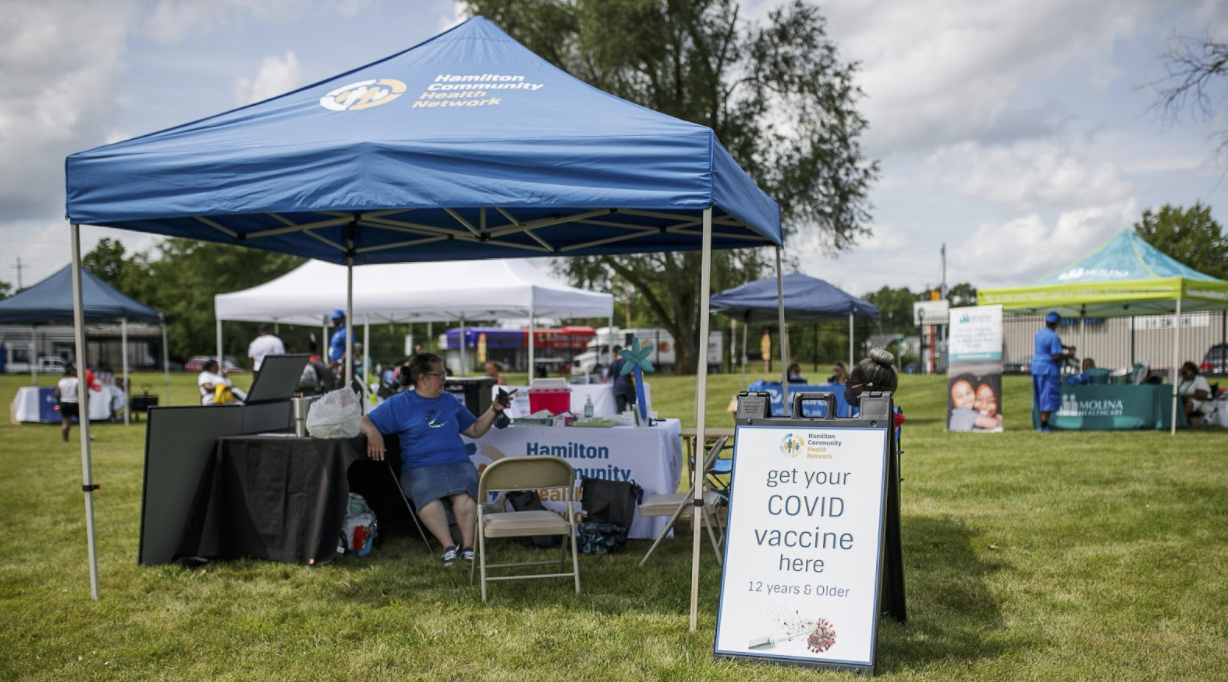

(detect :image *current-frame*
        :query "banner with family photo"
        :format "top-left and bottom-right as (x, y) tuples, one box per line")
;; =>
(947, 305), (1004, 432)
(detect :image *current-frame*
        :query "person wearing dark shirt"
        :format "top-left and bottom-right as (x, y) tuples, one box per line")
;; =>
(605, 345), (636, 413)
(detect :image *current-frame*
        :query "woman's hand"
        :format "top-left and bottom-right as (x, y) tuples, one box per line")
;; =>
(359, 416), (385, 460)
(366, 431), (385, 461)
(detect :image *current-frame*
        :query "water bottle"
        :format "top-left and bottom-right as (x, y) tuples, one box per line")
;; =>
(584, 394), (594, 419)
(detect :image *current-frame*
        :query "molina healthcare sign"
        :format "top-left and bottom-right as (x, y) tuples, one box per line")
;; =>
(947, 305), (1004, 432)
(715, 423), (889, 674)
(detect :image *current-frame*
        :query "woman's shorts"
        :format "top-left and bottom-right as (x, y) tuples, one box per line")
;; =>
(399, 461), (479, 508)
(59, 402), (79, 419)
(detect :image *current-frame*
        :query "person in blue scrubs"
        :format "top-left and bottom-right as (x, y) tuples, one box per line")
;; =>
(328, 309), (347, 364)
(1033, 312), (1076, 432)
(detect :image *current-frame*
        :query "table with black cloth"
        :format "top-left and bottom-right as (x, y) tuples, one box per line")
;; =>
(190, 435), (412, 565)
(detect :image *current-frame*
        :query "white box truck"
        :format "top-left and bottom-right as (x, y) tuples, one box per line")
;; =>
(571, 327), (722, 375)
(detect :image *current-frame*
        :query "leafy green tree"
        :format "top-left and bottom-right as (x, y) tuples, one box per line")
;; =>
(863, 286), (922, 329)
(82, 238), (130, 288)
(468, 0), (878, 372)
(0, 281), (11, 300)
(947, 282), (978, 307)
(1133, 202), (1228, 279)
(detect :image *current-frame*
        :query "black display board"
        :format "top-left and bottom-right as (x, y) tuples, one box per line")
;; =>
(139, 405), (244, 565)
(246, 354), (309, 404)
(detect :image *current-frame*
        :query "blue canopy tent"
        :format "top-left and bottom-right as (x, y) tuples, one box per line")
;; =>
(0, 265), (170, 418)
(710, 272), (879, 384)
(64, 16), (782, 621)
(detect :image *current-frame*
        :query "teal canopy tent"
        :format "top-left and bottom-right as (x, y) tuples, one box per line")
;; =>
(978, 230), (1228, 434)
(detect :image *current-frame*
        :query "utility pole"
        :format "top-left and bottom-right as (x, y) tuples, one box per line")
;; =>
(940, 243), (947, 300)
(13, 256), (29, 291)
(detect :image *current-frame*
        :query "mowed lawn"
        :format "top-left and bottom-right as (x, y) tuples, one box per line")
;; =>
(1, 370), (1226, 681)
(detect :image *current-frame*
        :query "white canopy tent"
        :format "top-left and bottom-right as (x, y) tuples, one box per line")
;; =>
(215, 258), (614, 374)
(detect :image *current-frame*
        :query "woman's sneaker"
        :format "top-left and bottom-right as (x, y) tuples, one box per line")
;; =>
(461, 547), (474, 563)
(441, 545), (460, 566)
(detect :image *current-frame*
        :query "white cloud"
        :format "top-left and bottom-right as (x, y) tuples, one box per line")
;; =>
(926, 140), (1132, 209)
(955, 200), (1137, 286)
(0, 1), (137, 222)
(826, 0), (1151, 154)
(234, 51), (303, 106)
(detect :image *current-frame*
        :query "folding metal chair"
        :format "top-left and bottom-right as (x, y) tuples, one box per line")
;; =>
(638, 435), (728, 567)
(471, 456), (580, 602)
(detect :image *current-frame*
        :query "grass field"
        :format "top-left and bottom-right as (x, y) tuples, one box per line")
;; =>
(2, 370), (1226, 681)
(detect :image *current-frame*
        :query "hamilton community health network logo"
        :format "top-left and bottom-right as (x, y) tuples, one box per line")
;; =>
(779, 432), (804, 458)
(319, 79), (407, 111)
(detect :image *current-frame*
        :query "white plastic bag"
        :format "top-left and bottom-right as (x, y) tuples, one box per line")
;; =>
(306, 388), (362, 438)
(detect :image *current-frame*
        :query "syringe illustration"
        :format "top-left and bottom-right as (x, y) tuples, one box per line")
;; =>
(749, 616), (837, 653)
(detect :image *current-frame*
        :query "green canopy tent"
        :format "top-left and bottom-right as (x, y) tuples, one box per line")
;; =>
(978, 229), (1228, 434)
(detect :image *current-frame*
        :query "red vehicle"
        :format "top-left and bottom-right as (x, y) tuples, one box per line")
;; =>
(183, 355), (245, 373)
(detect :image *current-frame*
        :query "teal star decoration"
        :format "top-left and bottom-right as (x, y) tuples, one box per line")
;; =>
(619, 337), (655, 375)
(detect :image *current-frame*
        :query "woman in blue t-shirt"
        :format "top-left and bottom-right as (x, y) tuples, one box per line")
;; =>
(360, 353), (506, 565)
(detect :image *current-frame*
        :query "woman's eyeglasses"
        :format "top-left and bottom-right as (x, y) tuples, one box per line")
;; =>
(423, 371), (448, 380)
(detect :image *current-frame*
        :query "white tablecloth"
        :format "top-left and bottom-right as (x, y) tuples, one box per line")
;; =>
(464, 418), (682, 539)
(13, 387), (52, 422)
(12, 385), (118, 422)
(499, 383), (653, 418)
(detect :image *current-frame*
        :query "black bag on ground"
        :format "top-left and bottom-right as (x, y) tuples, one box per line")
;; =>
(580, 478), (643, 528)
(577, 521), (628, 554)
(505, 490), (561, 549)
(578, 478), (643, 554)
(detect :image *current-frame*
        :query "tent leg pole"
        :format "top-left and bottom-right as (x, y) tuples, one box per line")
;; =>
(741, 321), (747, 387)
(122, 318), (129, 426)
(345, 255), (353, 391)
(528, 312), (535, 379)
(691, 208), (714, 632)
(849, 313), (854, 370)
(31, 325), (37, 386)
(363, 320), (370, 402)
(460, 315), (467, 375)
(215, 318), (222, 373)
(161, 324), (171, 406)
(1172, 299), (1181, 435)
(70, 224), (100, 601)
(776, 249), (788, 398)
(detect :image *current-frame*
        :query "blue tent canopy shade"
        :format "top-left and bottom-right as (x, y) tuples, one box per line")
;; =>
(710, 272), (878, 323)
(64, 17), (781, 262)
(60, 16), (779, 616)
(0, 265), (163, 325)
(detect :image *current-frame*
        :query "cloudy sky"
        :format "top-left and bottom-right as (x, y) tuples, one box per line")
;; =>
(3, 0), (1226, 298)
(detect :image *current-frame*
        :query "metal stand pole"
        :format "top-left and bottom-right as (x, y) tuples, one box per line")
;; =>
(690, 208), (714, 631)
(71, 224), (100, 600)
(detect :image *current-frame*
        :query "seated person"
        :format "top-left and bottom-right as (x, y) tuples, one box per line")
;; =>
(198, 359), (246, 405)
(786, 362), (808, 384)
(1178, 361), (1213, 428)
(359, 353), (508, 565)
(845, 349), (900, 419)
(827, 361), (848, 385)
(1065, 358), (1097, 385)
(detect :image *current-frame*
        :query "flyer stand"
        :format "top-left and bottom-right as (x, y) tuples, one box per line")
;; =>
(714, 391), (905, 675)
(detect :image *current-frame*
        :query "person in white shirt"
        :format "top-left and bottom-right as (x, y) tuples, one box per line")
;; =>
(247, 324), (285, 372)
(55, 365), (81, 442)
(1178, 361), (1213, 428)
(198, 359), (247, 405)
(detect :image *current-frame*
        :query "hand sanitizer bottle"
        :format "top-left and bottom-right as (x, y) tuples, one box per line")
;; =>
(583, 394), (594, 418)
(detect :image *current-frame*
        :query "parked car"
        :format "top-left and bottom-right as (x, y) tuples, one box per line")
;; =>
(183, 355), (245, 373)
(1003, 356), (1031, 375)
(1201, 343), (1228, 376)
